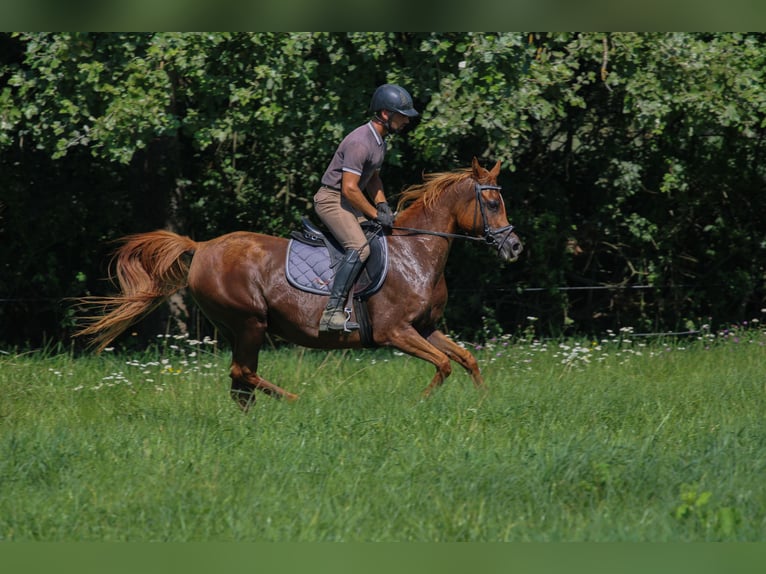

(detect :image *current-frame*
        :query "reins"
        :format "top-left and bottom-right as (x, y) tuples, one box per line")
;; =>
(389, 225), (493, 243)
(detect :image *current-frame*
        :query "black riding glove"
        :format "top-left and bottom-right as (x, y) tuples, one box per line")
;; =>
(375, 202), (395, 228)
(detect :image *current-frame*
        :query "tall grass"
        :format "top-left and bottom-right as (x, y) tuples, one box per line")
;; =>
(1, 325), (764, 541)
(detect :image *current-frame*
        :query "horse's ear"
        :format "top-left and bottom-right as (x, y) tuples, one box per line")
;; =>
(472, 157), (501, 182)
(471, 157), (486, 178)
(489, 160), (501, 180)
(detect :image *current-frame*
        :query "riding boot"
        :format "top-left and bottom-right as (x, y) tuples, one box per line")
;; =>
(319, 249), (365, 332)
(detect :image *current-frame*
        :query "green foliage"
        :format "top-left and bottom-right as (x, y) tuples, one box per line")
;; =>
(1, 32), (766, 347)
(673, 483), (742, 539)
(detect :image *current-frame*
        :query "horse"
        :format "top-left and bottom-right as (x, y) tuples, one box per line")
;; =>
(75, 158), (523, 409)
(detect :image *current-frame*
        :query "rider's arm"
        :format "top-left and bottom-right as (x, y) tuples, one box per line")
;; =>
(341, 170), (380, 220)
(365, 170), (387, 206)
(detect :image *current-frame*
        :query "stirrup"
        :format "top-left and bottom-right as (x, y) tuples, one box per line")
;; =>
(342, 306), (359, 332)
(319, 306), (359, 332)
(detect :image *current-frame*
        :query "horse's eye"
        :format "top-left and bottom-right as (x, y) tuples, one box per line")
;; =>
(487, 199), (500, 211)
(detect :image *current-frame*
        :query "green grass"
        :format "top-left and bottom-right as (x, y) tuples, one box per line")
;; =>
(1, 327), (765, 541)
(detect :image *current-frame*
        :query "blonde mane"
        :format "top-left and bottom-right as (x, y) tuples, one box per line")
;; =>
(396, 168), (474, 212)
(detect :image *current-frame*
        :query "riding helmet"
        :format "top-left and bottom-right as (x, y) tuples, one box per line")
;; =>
(369, 84), (419, 117)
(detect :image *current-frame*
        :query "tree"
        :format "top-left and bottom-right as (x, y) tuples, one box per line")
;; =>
(2, 32), (765, 347)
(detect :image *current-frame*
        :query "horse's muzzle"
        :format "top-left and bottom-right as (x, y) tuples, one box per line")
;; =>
(496, 230), (523, 263)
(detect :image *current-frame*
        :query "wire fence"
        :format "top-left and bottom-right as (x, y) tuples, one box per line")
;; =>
(0, 283), (660, 306)
(2, 282), (763, 345)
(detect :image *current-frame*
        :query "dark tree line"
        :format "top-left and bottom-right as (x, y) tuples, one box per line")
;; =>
(2, 32), (765, 348)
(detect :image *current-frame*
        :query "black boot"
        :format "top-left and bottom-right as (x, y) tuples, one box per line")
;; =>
(319, 249), (365, 332)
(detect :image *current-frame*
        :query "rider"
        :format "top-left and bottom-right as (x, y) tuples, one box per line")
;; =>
(314, 84), (419, 332)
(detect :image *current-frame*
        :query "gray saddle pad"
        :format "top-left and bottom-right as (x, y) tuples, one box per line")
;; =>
(285, 234), (388, 298)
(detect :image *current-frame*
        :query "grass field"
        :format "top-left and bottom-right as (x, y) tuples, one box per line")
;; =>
(1, 324), (765, 541)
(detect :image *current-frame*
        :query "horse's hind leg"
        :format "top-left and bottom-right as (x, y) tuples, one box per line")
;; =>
(229, 320), (299, 410)
(230, 365), (300, 411)
(230, 368), (258, 411)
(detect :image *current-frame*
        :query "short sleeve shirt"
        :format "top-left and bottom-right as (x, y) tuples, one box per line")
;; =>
(321, 122), (386, 192)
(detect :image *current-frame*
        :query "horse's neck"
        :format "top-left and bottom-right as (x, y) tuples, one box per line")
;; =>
(392, 203), (454, 277)
(396, 201), (456, 235)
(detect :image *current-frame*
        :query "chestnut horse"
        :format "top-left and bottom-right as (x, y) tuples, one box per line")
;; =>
(76, 158), (523, 409)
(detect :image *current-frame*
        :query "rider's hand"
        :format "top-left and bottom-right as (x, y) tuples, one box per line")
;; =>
(375, 202), (395, 228)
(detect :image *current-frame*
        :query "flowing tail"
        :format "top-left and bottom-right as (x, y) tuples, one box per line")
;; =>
(75, 230), (198, 352)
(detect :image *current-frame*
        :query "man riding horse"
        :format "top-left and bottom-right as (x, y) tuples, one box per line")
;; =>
(313, 84), (419, 332)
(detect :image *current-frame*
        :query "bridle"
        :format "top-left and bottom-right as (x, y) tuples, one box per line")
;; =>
(388, 183), (516, 253)
(472, 183), (516, 252)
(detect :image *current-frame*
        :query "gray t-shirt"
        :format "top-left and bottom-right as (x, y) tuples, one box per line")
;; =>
(321, 122), (386, 192)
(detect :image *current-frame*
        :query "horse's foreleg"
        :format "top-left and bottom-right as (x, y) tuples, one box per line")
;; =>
(389, 327), (454, 397)
(426, 330), (486, 390)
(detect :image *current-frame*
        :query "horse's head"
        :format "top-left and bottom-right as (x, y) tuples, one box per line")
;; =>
(457, 158), (523, 262)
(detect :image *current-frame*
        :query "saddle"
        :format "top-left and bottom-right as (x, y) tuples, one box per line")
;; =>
(286, 217), (388, 297)
(285, 218), (389, 345)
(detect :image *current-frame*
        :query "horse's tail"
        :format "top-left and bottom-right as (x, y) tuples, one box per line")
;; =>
(75, 230), (199, 352)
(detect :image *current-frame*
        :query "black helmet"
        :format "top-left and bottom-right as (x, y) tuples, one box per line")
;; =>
(369, 84), (419, 117)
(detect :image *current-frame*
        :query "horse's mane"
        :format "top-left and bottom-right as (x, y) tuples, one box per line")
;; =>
(396, 167), (474, 212)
